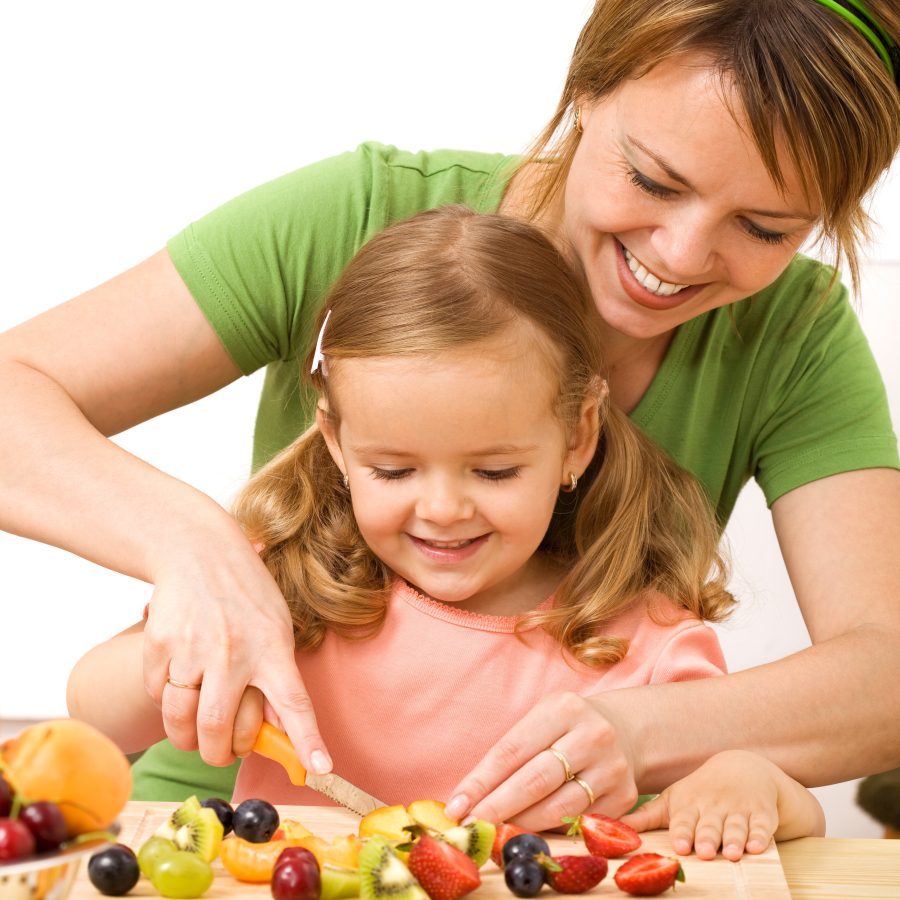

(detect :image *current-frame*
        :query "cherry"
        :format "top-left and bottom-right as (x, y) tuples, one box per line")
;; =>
(0, 817), (36, 861)
(271, 852), (320, 900)
(0, 775), (12, 818)
(21, 801), (69, 852)
(274, 846), (318, 872)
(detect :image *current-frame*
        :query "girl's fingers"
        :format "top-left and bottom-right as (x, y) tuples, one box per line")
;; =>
(692, 811), (727, 860)
(745, 811), (777, 855)
(666, 804), (702, 857)
(620, 794), (671, 834)
(720, 812), (752, 860)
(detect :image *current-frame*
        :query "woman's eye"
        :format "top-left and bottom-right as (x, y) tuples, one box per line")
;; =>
(628, 168), (675, 199)
(476, 467), (521, 482)
(370, 468), (412, 481)
(742, 219), (787, 246)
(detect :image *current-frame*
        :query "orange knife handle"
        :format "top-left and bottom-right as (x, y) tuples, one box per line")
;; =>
(251, 722), (308, 787)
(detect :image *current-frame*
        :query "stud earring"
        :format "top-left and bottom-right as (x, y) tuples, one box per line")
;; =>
(561, 472), (578, 493)
(342, 474), (350, 489)
(573, 106), (583, 134)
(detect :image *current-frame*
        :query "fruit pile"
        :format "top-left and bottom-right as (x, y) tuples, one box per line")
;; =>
(0, 719), (132, 863)
(87, 798), (686, 900)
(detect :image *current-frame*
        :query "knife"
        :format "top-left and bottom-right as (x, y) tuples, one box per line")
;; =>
(251, 722), (386, 817)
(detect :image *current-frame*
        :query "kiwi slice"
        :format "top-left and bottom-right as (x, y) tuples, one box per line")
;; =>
(155, 795), (204, 841)
(172, 807), (224, 862)
(321, 865), (362, 900)
(359, 837), (427, 900)
(442, 820), (497, 867)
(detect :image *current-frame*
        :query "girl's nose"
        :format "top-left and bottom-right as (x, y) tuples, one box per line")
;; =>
(415, 477), (475, 526)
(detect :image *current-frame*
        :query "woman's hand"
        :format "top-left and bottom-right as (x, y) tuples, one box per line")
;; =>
(620, 750), (825, 860)
(443, 691), (639, 831)
(142, 525), (332, 776)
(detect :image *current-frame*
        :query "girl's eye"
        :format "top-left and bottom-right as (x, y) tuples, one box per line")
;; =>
(370, 467), (412, 481)
(742, 219), (787, 246)
(476, 467), (521, 482)
(628, 168), (675, 199)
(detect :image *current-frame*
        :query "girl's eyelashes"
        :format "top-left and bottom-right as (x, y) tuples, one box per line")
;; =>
(627, 165), (788, 246)
(367, 467), (522, 482)
(370, 467), (412, 481)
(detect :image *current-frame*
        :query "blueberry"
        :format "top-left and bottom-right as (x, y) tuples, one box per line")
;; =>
(200, 797), (234, 836)
(502, 833), (551, 868)
(88, 844), (140, 896)
(504, 858), (546, 897)
(232, 798), (280, 843)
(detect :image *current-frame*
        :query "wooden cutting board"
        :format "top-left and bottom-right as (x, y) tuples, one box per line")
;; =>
(70, 803), (792, 900)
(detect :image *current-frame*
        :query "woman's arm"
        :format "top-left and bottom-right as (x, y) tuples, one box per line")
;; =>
(445, 468), (900, 829)
(0, 250), (330, 773)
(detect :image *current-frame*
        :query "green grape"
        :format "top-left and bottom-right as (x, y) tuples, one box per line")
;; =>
(138, 836), (179, 878)
(149, 850), (214, 898)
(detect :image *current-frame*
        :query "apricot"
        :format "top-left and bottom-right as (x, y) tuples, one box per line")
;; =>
(0, 719), (131, 835)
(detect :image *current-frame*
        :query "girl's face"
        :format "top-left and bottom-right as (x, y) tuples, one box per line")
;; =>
(318, 324), (598, 617)
(561, 53), (819, 344)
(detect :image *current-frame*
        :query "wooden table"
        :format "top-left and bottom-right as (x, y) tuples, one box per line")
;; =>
(68, 803), (899, 900)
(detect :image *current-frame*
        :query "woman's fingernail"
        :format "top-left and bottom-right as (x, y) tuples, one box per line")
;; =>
(310, 750), (332, 775)
(444, 794), (469, 821)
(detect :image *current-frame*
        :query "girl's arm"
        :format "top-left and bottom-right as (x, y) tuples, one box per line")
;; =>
(67, 621), (265, 758)
(0, 249), (328, 773)
(619, 750), (826, 860)
(444, 469), (900, 830)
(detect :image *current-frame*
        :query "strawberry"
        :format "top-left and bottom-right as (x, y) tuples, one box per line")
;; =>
(491, 822), (530, 867)
(407, 833), (481, 900)
(562, 814), (641, 858)
(543, 854), (608, 894)
(613, 853), (684, 896)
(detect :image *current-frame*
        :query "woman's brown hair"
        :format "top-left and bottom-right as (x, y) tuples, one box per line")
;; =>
(525, 0), (900, 294)
(234, 206), (733, 666)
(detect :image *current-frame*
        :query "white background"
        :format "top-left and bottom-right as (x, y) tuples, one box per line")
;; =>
(1, 1), (897, 838)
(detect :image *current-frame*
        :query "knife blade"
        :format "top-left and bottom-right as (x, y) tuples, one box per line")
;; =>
(251, 722), (386, 817)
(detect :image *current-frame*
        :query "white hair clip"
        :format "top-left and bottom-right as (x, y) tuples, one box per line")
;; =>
(310, 309), (332, 375)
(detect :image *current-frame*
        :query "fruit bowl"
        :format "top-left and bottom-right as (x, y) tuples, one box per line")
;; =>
(0, 835), (113, 900)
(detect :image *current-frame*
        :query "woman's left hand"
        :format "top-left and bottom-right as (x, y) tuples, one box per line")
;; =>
(443, 691), (639, 830)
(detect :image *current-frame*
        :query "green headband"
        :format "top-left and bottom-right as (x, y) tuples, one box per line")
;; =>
(813, 0), (899, 85)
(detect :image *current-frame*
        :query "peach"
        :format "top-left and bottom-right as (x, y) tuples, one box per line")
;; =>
(0, 719), (131, 835)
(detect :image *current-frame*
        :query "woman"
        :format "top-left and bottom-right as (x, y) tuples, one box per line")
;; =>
(2, 0), (898, 833)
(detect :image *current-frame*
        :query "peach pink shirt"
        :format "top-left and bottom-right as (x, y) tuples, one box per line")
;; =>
(233, 581), (726, 806)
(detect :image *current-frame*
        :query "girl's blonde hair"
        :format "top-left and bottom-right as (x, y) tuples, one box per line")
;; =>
(526, 0), (900, 294)
(234, 206), (733, 666)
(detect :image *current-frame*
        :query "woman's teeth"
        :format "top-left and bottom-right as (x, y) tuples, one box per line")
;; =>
(623, 248), (689, 297)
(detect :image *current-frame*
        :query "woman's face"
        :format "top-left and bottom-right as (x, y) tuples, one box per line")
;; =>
(562, 53), (820, 342)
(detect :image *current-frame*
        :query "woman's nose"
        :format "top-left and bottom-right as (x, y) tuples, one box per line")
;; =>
(653, 206), (718, 278)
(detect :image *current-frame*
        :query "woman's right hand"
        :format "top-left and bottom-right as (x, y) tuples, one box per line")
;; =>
(143, 520), (333, 775)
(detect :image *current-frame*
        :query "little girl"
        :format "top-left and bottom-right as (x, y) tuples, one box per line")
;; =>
(68, 206), (822, 857)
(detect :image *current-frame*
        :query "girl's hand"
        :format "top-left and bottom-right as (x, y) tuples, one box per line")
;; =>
(142, 532), (332, 776)
(620, 750), (825, 860)
(443, 691), (639, 831)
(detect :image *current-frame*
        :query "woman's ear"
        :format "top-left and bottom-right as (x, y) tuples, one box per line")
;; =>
(563, 380), (605, 481)
(316, 402), (347, 477)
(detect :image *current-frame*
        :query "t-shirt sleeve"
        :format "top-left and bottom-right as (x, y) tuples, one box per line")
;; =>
(166, 146), (385, 375)
(647, 622), (728, 684)
(750, 274), (899, 505)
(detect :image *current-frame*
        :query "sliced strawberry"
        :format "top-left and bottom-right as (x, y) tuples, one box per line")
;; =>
(543, 854), (608, 894)
(563, 813), (641, 858)
(407, 833), (481, 900)
(613, 853), (684, 896)
(490, 822), (530, 868)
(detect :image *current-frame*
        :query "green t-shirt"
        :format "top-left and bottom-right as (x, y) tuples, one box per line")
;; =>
(132, 142), (899, 801)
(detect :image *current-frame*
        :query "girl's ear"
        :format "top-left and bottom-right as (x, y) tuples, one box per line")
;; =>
(316, 402), (347, 477)
(563, 379), (605, 482)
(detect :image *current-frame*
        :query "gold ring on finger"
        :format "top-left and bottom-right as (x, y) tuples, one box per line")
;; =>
(548, 747), (574, 782)
(574, 776), (595, 807)
(166, 677), (203, 690)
